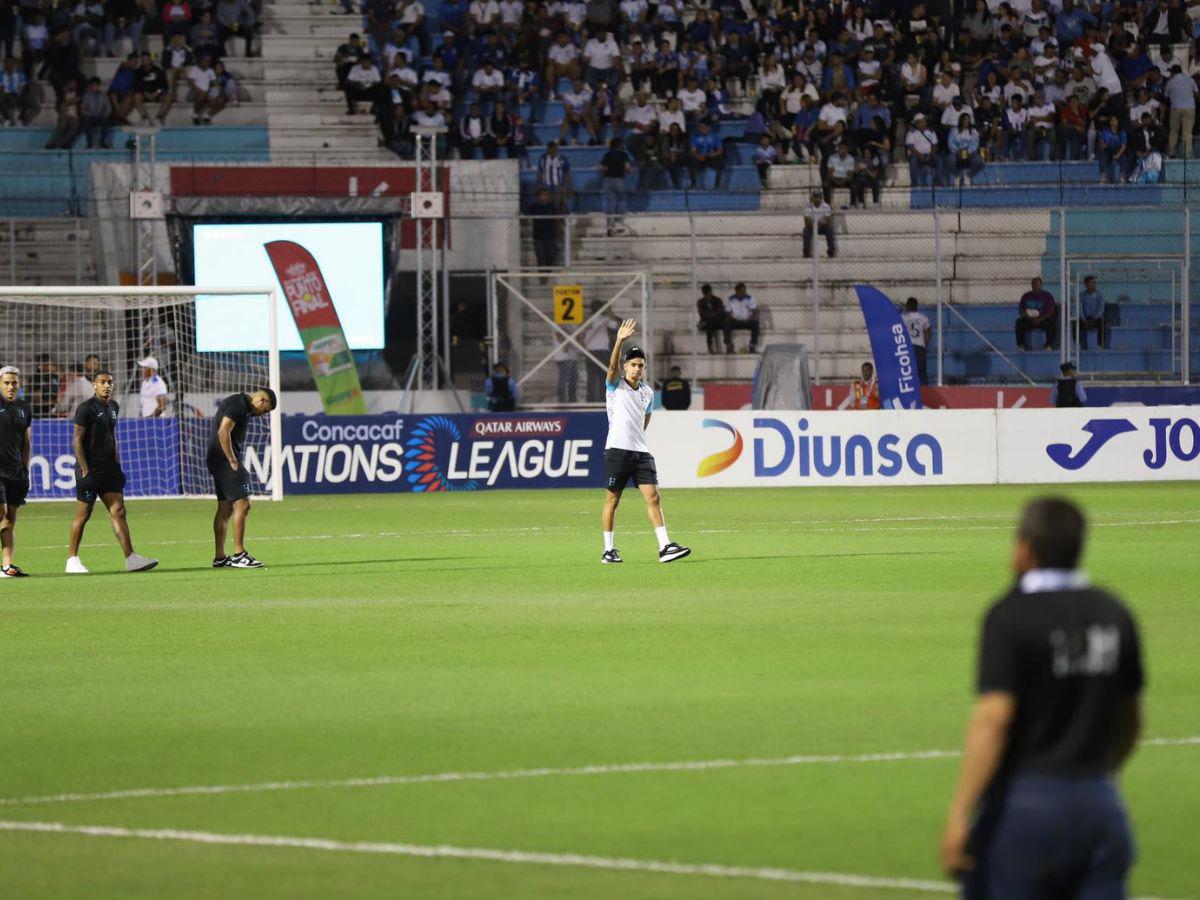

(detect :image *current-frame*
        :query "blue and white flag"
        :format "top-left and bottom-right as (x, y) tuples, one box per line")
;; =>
(854, 284), (922, 409)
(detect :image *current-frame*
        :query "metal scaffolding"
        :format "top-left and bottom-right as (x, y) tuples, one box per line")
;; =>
(411, 126), (447, 390)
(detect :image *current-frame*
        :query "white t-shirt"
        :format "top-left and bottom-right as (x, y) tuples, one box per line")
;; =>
(583, 36), (620, 69)
(605, 377), (654, 452)
(932, 81), (960, 107)
(726, 293), (757, 321)
(562, 87), (592, 112)
(1006, 107), (1029, 130)
(472, 67), (505, 90)
(348, 63), (382, 87)
(398, 0), (424, 24)
(468, 0), (499, 24)
(901, 310), (931, 348)
(547, 42), (578, 65)
(678, 87), (705, 111)
(140, 374), (168, 417)
(1027, 102), (1056, 127)
(658, 107), (685, 132)
(498, 0), (522, 25)
(188, 64), (217, 93)
(906, 128), (938, 155)
(817, 102), (847, 127)
(624, 102), (656, 129)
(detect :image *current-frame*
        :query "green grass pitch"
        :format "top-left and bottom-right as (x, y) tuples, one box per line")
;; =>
(1, 483), (1197, 899)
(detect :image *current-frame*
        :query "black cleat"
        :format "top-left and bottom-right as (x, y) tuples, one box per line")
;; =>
(0, 564), (29, 577)
(658, 542), (691, 563)
(212, 556), (231, 568)
(601, 549), (623, 564)
(227, 552), (263, 569)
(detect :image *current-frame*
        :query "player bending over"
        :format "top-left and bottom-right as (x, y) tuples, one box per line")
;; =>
(601, 319), (690, 564)
(208, 388), (276, 569)
(66, 371), (158, 574)
(0, 366), (31, 577)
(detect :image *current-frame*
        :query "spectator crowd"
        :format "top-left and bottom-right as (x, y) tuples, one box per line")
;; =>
(327, 0), (1200, 193)
(0, 0), (258, 143)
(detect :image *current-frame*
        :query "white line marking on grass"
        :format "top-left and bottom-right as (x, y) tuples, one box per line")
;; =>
(2, 738), (1195, 809)
(0, 819), (958, 894)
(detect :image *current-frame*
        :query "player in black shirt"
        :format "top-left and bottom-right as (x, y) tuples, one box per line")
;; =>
(0, 365), (32, 577)
(941, 497), (1143, 897)
(207, 388), (277, 569)
(66, 371), (158, 575)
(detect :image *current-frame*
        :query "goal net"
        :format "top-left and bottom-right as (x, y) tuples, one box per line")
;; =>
(0, 287), (282, 501)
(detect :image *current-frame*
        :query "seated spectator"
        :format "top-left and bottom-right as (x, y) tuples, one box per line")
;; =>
(161, 0), (193, 40)
(1016, 276), (1058, 351)
(21, 13), (50, 77)
(1078, 274), (1116, 349)
(131, 51), (172, 124)
(394, 0), (427, 57)
(905, 113), (940, 187)
(687, 118), (724, 189)
(948, 113), (985, 185)
(581, 27), (621, 92)
(802, 189), (835, 258)
(163, 32), (195, 99)
(545, 32), (581, 90)
(624, 38), (652, 93)
(1026, 90), (1056, 160)
(792, 94), (819, 162)
(71, 0), (106, 56)
(852, 361), (880, 410)
(486, 100), (514, 159)
(599, 136), (633, 236)
(459, 100), (489, 159)
(186, 54), (220, 123)
(650, 38), (678, 98)
(1096, 114), (1129, 183)
(622, 90), (657, 161)
(344, 55), (381, 115)
(0, 55), (34, 126)
(824, 141), (855, 203)
(215, 0), (255, 57)
(107, 52), (138, 123)
(560, 77), (598, 144)
(1058, 95), (1088, 160)
(723, 282), (760, 354)
(104, 0), (144, 56)
(1003, 94), (1029, 161)
(753, 134), (777, 188)
(851, 115), (889, 207)
(472, 59), (505, 104)
(659, 366), (691, 410)
(485, 362), (518, 412)
(190, 10), (221, 60)
(661, 122), (689, 188)
(696, 283), (726, 353)
(79, 75), (111, 147)
(508, 56), (541, 123)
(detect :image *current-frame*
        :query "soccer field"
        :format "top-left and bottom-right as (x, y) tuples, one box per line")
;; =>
(1, 483), (1196, 899)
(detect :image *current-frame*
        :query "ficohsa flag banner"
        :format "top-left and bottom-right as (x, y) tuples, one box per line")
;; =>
(854, 284), (922, 409)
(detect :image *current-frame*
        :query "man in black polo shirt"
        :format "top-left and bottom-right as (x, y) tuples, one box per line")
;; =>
(0, 365), (32, 577)
(131, 51), (173, 124)
(66, 371), (158, 575)
(941, 497), (1144, 897)
(207, 388), (276, 569)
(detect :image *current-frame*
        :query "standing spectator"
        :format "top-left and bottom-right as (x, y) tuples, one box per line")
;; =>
(902, 297), (932, 384)
(1164, 64), (1197, 158)
(599, 136), (632, 236)
(191, 10), (221, 61)
(553, 331), (579, 404)
(0, 55), (33, 126)
(131, 51), (172, 124)
(57, 362), (93, 416)
(722, 282), (760, 354)
(802, 189), (835, 259)
(28, 354), (62, 417)
(79, 76), (111, 148)
(1096, 115), (1129, 184)
(852, 361), (880, 410)
(687, 118), (724, 189)
(40, 28), (81, 106)
(215, 0), (255, 57)
(529, 188), (559, 267)
(139, 357), (168, 417)
(696, 283), (726, 353)
(906, 113), (940, 186)
(1051, 360), (1087, 407)
(536, 140), (572, 211)
(104, 0), (144, 56)
(1016, 276), (1058, 351)
(659, 366), (690, 410)
(940, 498), (1142, 898)
(1079, 274), (1114, 349)
(485, 362), (518, 412)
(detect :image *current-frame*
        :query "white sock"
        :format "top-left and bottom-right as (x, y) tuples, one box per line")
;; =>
(604, 531), (615, 552)
(654, 526), (670, 550)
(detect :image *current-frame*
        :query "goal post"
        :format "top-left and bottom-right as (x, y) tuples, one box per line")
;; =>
(0, 286), (283, 501)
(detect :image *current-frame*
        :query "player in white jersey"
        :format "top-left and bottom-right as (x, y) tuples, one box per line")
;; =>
(601, 319), (691, 564)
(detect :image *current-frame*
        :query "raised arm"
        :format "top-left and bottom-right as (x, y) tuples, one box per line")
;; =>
(607, 318), (637, 384)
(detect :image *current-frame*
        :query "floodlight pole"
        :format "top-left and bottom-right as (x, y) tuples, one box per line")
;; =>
(129, 127), (159, 286)
(412, 126), (448, 391)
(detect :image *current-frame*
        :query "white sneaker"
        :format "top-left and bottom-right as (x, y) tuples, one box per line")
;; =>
(125, 553), (159, 573)
(65, 556), (89, 574)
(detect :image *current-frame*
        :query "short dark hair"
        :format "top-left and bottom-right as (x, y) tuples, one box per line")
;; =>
(906, 297), (919, 310)
(93, 369), (113, 381)
(260, 387), (278, 411)
(1018, 497), (1086, 569)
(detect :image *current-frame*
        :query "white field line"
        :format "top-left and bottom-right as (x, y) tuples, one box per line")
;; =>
(2, 738), (1196, 810)
(14, 515), (1200, 554)
(0, 819), (959, 894)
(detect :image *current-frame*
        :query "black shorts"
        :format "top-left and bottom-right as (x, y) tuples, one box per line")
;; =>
(208, 459), (251, 502)
(604, 448), (658, 492)
(0, 474), (30, 508)
(76, 468), (127, 504)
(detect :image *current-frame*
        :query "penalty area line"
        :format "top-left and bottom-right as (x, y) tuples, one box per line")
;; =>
(0, 819), (957, 894)
(1, 738), (1196, 809)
